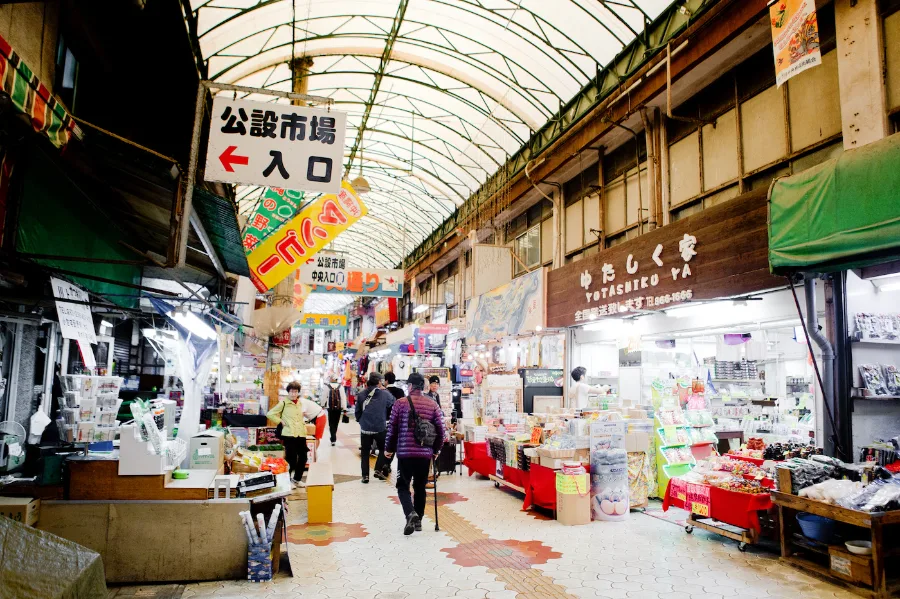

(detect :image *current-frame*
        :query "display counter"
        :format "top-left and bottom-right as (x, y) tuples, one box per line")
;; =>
(663, 478), (773, 533)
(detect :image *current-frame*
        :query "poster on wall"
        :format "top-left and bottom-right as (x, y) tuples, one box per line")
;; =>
(464, 268), (544, 343)
(770, 0), (821, 87)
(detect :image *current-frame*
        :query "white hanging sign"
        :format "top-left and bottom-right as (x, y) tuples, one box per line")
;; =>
(204, 97), (346, 194)
(50, 277), (97, 345)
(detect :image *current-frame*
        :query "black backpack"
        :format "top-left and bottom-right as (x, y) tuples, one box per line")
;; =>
(406, 396), (437, 448)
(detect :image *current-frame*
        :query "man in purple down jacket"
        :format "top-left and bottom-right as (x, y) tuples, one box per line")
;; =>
(385, 372), (445, 535)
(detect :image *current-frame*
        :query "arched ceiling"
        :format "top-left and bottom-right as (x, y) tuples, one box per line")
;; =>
(188, 0), (673, 269)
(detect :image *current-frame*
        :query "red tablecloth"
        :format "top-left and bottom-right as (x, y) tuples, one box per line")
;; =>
(463, 441), (495, 478)
(663, 479), (773, 532)
(501, 465), (529, 491)
(526, 463), (560, 511)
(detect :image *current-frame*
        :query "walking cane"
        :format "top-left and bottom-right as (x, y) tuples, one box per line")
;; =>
(433, 456), (440, 531)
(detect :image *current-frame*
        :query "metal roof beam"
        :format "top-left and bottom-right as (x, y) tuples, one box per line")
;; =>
(343, 0), (409, 179)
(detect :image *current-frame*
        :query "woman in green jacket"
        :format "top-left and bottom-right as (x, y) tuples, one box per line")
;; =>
(267, 382), (323, 488)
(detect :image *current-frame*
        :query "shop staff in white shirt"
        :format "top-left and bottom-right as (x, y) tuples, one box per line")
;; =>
(568, 366), (605, 410)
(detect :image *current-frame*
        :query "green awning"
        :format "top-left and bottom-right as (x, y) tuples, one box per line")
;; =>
(768, 133), (900, 274)
(192, 188), (251, 277)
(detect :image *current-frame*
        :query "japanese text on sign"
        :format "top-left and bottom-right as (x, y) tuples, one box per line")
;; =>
(205, 97), (347, 194)
(50, 277), (97, 345)
(308, 266), (404, 298)
(296, 313), (348, 330)
(297, 251), (349, 287)
(243, 187), (305, 253)
(574, 233), (697, 321)
(246, 181), (367, 292)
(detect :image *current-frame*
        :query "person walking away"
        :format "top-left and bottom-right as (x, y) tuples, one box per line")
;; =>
(385, 373), (445, 535)
(267, 382), (324, 488)
(355, 373), (394, 483)
(343, 361), (355, 407)
(384, 371), (405, 401)
(324, 376), (344, 446)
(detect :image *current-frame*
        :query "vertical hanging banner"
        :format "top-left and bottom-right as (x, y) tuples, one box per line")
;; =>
(246, 181), (367, 292)
(204, 96), (346, 194)
(770, 0), (821, 87)
(243, 187), (305, 253)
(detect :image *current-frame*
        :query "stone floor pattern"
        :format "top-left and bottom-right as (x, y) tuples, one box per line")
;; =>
(175, 421), (862, 599)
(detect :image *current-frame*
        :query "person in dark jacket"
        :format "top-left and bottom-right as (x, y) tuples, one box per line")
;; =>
(355, 372), (394, 483)
(385, 372), (446, 535)
(384, 371), (405, 401)
(325, 377), (344, 446)
(426, 375), (441, 404)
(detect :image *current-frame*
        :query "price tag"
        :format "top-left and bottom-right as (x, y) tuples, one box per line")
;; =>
(691, 502), (710, 517)
(530, 426), (543, 445)
(663, 425), (677, 441)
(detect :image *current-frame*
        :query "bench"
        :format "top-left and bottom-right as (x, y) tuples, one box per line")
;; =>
(306, 461), (334, 524)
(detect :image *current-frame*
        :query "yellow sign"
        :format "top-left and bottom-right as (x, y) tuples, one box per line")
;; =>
(336, 342), (345, 351)
(247, 181), (367, 291)
(691, 502), (709, 517)
(297, 313), (348, 329)
(770, 0), (821, 87)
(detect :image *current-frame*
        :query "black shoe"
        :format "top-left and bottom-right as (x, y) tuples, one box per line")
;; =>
(373, 470), (387, 481)
(415, 519), (422, 532)
(404, 512), (419, 536)
(361, 476), (369, 484)
(331, 441), (335, 446)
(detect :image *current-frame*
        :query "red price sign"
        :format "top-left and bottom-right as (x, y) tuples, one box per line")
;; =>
(530, 426), (543, 445)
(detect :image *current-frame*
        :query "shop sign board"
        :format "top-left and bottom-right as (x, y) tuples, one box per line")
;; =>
(297, 251), (348, 286)
(50, 277), (97, 345)
(374, 297), (398, 327)
(242, 187), (305, 253)
(546, 191), (780, 328)
(523, 369), (563, 387)
(246, 181), (367, 292)
(313, 329), (325, 354)
(297, 313), (348, 330)
(205, 96), (347, 194)
(770, 0), (821, 87)
(419, 323), (450, 335)
(465, 268), (545, 343)
(308, 266), (404, 297)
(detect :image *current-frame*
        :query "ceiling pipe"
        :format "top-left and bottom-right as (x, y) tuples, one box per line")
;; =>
(525, 158), (563, 269)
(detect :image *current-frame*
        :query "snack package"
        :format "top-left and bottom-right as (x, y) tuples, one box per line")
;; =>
(860, 364), (889, 396)
(883, 364), (900, 395)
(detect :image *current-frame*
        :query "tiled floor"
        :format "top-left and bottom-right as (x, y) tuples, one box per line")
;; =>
(169, 421), (863, 599)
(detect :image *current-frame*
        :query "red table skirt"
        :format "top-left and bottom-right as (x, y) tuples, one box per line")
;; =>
(463, 441), (495, 478)
(526, 463), (559, 511)
(663, 479), (773, 532)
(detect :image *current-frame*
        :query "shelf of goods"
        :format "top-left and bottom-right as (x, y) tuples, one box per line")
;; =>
(654, 405), (714, 494)
(663, 477), (774, 551)
(772, 491), (900, 598)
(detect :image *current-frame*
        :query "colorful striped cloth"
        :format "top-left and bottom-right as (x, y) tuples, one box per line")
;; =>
(0, 33), (81, 148)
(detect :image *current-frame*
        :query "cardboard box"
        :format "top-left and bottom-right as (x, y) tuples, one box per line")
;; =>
(628, 409), (648, 419)
(0, 497), (40, 526)
(625, 432), (650, 453)
(541, 457), (565, 469)
(190, 429), (225, 472)
(574, 448), (590, 462)
(556, 491), (590, 525)
(230, 461), (259, 474)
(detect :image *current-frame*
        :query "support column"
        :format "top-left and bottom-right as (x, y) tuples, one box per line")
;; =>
(835, 0), (889, 149)
(290, 56), (315, 107)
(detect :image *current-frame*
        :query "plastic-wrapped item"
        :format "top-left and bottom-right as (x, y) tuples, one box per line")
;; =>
(799, 479), (863, 504)
(838, 478), (900, 512)
(884, 365), (900, 395)
(859, 364), (889, 396)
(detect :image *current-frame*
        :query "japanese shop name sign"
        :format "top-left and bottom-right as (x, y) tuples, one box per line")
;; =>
(50, 277), (97, 345)
(308, 266), (404, 298)
(297, 251), (348, 287)
(205, 96), (346, 194)
(573, 233), (698, 323)
(243, 187), (305, 253)
(297, 313), (348, 330)
(246, 180), (367, 292)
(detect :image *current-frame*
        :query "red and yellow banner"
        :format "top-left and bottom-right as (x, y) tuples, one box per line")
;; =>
(247, 181), (366, 291)
(770, 0), (822, 87)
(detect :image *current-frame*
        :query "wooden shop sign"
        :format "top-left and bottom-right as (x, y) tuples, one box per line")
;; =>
(546, 189), (781, 328)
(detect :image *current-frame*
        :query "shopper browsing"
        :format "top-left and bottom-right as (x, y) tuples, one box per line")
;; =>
(355, 372), (395, 483)
(384, 373), (446, 536)
(266, 382), (325, 488)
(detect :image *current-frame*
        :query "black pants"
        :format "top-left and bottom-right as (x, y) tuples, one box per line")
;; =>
(282, 436), (308, 482)
(360, 432), (387, 477)
(396, 457), (431, 519)
(327, 407), (342, 443)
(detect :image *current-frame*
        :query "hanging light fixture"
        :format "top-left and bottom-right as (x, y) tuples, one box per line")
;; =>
(350, 131), (371, 194)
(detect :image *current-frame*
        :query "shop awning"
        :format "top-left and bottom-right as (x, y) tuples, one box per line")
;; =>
(768, 133), (900, 274)
(192, 188), (250, 277)
(0, 34), (81, 148)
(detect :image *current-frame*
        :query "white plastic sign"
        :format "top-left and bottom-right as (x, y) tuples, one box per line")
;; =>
(204, 97), (346, 194)
(50, 277), (97, 345)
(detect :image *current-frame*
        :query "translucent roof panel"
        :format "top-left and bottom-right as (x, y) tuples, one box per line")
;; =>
(190, 0), (674, 271)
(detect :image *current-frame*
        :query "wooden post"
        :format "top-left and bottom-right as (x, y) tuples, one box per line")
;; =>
(870, 518), (886, 598)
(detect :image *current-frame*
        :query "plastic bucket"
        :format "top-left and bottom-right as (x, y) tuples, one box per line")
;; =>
(797, 512), (836, 543)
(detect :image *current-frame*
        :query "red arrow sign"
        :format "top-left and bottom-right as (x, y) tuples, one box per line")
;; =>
(219, 145), (249, 172)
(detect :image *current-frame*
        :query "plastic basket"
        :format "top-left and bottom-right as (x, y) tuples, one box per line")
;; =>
(797, 512), (836, 543)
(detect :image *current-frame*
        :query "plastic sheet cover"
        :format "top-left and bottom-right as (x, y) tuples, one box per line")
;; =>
(0, 517), (107, 599)
(768, 133), (900, 274)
